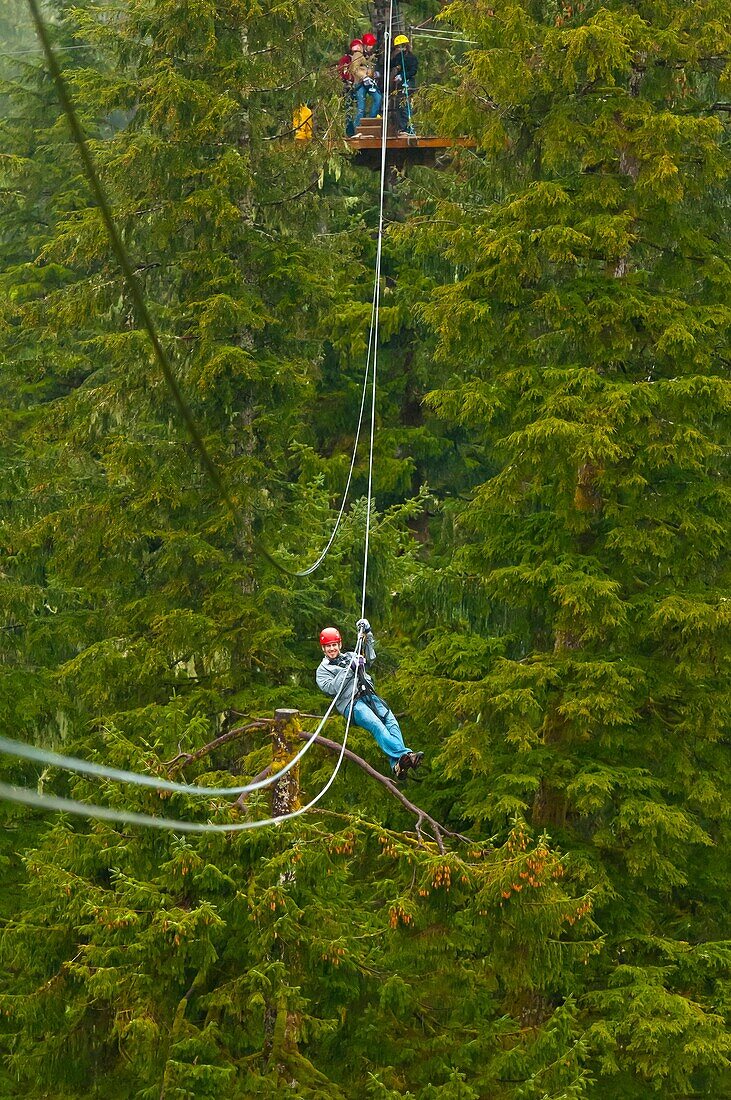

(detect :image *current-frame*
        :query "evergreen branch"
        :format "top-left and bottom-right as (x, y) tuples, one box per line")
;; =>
(233, 765), (273, 809)
(299, 731), (475, 854)
(0, 260), (166, 313)
(248, 71), (316, 96)
(260, 95), (329, 141)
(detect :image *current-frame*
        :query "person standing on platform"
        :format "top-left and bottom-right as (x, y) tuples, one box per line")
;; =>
(348, 40), (382, 134)
(362, 31), (381, 91)
(391, 34), (418, 136)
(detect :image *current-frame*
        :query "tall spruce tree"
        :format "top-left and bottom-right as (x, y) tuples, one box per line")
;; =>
(391, 0), (731, 1095)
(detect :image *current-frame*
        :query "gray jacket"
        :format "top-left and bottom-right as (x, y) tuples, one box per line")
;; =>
(316, 631), (376, 716)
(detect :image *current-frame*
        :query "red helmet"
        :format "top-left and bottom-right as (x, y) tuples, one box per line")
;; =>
(362, 32), (377, 47)
(349, 38), (363, 51)
(319, 627), (342, 646)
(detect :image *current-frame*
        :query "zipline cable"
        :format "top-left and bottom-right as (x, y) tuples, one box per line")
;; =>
(0, 657), (362, 796)
(0, 719), (350, 834)
(407, 22), (478, 43)
(2, 43), (93, 58)
(0, 715), (324, 797)
(360, 0), (394, 621)
(18, 7), (390, 809)
(287, 282), (377, 576)
(0, 636), (364, 834)
(409, 32), (478, 45)
(291, 2), (397, 580)
(4, 307), (370, 551)
(24, 0), (233, 523)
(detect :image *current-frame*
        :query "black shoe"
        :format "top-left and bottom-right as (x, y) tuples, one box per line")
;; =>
(393, 756), (404, 780)
(393, 751), (424, 780)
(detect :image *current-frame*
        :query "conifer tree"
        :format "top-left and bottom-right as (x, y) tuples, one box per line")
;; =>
(0, 1), (603, 1097)
(393, 0), (731, 1094)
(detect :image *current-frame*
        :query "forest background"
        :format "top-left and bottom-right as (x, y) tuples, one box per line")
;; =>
(0, 0), (729, 1096)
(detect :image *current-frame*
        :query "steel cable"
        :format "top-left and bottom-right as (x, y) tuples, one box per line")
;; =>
(21, 0), (368, 581)
(361, 0), (394, 621)
(0, 635), (365, 833)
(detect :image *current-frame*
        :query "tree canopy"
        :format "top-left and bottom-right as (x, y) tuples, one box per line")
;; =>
(0, 1), (729, 1097)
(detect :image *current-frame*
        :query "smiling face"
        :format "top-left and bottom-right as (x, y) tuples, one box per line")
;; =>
(323, 641), (341, 659)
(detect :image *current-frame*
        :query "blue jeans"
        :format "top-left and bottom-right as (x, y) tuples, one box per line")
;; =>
(354, 83), (382, 128)
(394, 88), (414, 133)
(347, 694), (410, 769)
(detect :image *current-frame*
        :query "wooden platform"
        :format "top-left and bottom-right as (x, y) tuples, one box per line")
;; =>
(345, 116), (475, 168)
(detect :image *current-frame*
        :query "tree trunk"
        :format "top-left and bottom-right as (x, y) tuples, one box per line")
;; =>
(263, 709), (301, 1084)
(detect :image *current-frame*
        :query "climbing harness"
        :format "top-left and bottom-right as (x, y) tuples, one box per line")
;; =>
(358, 690), (391, 723)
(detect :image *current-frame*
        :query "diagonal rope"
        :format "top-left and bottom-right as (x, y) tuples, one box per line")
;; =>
(6, 4), (396, 831)
(24, 0), (230, 513)
(288, 283), (377, 575)
(0, 634), (371, 797)
(0, 710), (327, 797)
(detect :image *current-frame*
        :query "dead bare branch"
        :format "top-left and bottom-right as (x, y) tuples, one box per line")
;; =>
(299, 731), (474, 854)
(233, 765), (274, 810)
(163, 720), (272, 771)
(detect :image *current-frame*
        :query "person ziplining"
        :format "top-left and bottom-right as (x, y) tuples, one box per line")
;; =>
(316, 621), (424, 780)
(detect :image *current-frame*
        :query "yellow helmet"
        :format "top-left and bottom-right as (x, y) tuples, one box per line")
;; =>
(393, 34), (409, 46)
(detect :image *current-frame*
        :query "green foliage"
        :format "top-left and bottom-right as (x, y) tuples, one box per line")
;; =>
(393, 0), (731, 1093)
(1, 0), (729, 1096)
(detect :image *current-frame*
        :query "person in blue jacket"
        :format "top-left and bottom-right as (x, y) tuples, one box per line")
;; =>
(316, 621), (424, 779)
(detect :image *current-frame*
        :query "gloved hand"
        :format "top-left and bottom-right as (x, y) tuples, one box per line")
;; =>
(350, 654), (366, 670)
(356, 617), (372, 634)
